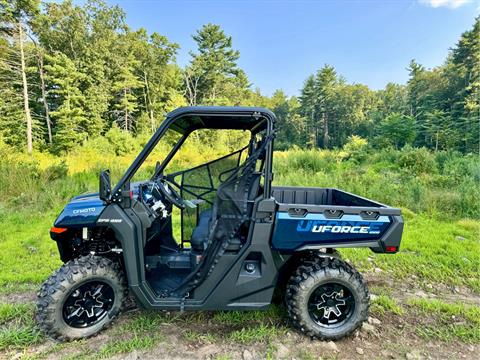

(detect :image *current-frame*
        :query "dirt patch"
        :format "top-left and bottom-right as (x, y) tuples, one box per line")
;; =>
(0, 291), (36, 304)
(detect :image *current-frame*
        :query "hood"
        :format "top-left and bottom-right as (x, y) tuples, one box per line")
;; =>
(54, 192), (106, 227)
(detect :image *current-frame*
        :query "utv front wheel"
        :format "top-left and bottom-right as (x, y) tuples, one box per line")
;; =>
(286, 257), (369, 340)
(36, 255), (127, 341)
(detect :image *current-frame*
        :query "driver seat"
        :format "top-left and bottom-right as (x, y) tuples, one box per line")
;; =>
(189, 209), (212, 252)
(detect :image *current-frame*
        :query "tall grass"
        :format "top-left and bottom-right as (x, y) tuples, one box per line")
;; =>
(0, 137), (478, 218)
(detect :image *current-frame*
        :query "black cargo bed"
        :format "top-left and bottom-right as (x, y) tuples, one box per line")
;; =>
(272, 186), (386, 208)
(272, 186), (401, 217)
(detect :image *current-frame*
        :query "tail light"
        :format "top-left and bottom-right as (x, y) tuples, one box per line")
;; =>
(385, 246), (398, 253)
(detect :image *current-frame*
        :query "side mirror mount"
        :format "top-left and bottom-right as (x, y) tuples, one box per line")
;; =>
(99, 170), (111, 202)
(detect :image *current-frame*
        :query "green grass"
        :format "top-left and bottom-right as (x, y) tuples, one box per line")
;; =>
(0, 304), (43, 351)
(371, 294), (404, 315)
(95, 312), (167, 357)
(118, 311), (168, 333)
(212, 305), (284, 325)
(0, 325), (43, 351)
(407, 298), (480, 325)
(1, 211), (477, 295)
(182, 329), (218, 343)
(0, 211), (61, 289)
(0, 146), (478, 293)
(228, 323), (286, 344)
(408, 298), (480, 343)
(416, 325), (480, 343)
(0, 304), (36, 325)
(98, 335), (160, 358)
(0, 147), (478, 354)
(407, 299), (480, 343)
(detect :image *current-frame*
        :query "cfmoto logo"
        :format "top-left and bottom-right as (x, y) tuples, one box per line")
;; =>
(73, 207), (96, 215)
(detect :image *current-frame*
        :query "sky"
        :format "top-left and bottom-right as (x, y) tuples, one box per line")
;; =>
(78, 0), (478, 96)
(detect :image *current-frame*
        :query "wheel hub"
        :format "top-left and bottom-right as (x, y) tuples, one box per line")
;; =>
(62, 281), (115, 328)
(70, 288), (105, 319)
(314, 291), (346, 319)
(308, 282), (355, 328)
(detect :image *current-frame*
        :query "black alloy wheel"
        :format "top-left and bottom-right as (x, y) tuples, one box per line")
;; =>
(62, 281), (115, 328)
(286, 255), (369, 340)
(308, 282), (355, 328)
(37, 255), (127, 341)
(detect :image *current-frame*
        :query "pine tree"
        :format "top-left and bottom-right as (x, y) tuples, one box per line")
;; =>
(450, 17), (480, 153)
(314, 65), (337, 148)
(188, 24), (244, 105)
(299, 75), (317, 147)
(44, 52), (87, 152)
(111, 51), (142, 132)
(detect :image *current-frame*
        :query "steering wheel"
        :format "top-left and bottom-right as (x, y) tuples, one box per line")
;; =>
(155, 178), (186, 210)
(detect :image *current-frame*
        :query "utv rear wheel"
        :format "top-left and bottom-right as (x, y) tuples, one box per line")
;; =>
(286, 257), (369, 340)
(36, 255), (127, 341)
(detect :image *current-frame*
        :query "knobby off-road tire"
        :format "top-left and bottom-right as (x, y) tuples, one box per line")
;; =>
(36, 255), (127, 341)
(286, 256), (369, 340)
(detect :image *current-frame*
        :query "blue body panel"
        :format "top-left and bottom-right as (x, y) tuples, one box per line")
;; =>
(271, 212), (391, 251)
(54, 193), (105, 227)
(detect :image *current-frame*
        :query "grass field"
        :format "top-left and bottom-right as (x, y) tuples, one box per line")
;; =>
(0, 143), (479, 359)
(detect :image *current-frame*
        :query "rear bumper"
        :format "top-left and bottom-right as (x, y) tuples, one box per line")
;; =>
(367, 215), (403, 253)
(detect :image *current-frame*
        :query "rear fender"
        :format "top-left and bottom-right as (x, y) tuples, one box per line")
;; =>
(273, 249), (340, 295)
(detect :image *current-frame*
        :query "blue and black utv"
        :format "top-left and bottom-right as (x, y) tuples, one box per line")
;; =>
(37, 107), (403, 341)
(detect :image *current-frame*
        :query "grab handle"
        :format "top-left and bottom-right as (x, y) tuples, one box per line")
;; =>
(288, 208), (308, 217)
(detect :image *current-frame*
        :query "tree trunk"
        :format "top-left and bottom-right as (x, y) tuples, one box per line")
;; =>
(124, 89), (128, 131)
(38, 53), (52, 144)
(19, 21), (33, 154)
(143, 71), (155, 132)
(211, 85), (216, 104)
(310, 109), (316, 148)
(323, 112), (329, 148)
(184, 71), (200, 106)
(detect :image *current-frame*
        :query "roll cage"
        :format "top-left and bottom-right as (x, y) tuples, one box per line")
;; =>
(109, 107), (276, 206)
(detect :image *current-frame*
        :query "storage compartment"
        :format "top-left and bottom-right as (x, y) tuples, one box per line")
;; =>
(272, 186), (385, 208)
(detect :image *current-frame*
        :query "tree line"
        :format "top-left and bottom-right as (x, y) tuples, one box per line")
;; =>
(0, 0), (478, 154)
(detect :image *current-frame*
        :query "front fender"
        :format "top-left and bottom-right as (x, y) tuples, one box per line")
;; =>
(96, 205), (144, 288)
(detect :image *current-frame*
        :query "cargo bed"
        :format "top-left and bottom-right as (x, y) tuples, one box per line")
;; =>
(271, 186), (403, 253)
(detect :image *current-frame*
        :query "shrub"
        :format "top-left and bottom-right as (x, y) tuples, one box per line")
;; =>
(43, 161), (68, 181)
(397, 146), (438, 175)
(343, 135), (369, 162)
(440, 153), (480, 182)
(105, 124), (138, 156)
(375, 113), (416, 148)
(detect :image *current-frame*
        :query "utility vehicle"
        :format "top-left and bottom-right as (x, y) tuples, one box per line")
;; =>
(37, 107), (403, 341)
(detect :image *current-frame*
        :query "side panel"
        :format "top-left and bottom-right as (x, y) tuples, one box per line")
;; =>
(194, 222), (278, 310)
(54, 195), (105, 227)
(272, 212), (392, 251)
